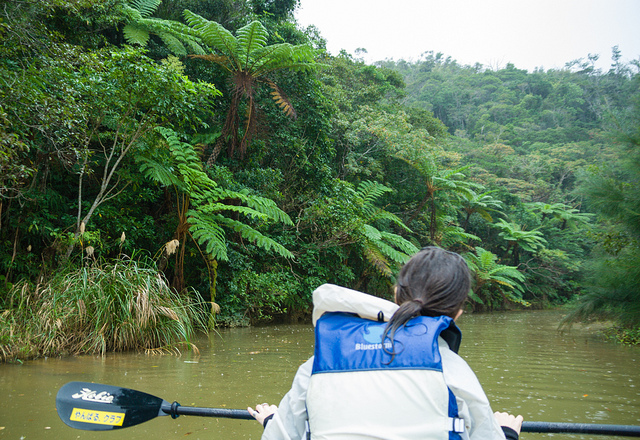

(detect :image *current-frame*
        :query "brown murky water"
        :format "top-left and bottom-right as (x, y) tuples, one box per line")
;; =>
(1, 310), (638, 439)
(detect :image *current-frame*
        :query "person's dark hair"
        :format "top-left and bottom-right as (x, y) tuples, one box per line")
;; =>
(382, 247), (471, 353)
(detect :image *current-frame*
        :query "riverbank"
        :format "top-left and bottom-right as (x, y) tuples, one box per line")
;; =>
(0, 259), (208, 363)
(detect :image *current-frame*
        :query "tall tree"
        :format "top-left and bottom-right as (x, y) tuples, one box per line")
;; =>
(565, 82), (640, 328)
(182, 11), (321, 162)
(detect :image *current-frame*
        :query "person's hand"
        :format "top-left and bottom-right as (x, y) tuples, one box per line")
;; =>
(494, 411), (524, 433)
(248, 403), (278, 425)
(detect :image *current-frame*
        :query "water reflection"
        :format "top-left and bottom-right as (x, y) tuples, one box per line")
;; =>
(0, 310), (637, 440)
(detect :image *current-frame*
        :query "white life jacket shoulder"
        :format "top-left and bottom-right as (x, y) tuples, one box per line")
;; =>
(311, 283), (398, 325)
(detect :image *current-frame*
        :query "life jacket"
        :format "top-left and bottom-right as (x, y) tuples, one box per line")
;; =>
(306, 311), (465, 440)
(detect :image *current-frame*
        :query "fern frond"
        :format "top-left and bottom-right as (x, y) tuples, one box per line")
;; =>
(184, 39), (206, 56)
(213, 188), (293, 225)
(357, 180), (392, 206)
(129, 0), (161, 18)
(478, 247), (496, 269)
(253, 44), (321, 73)
(187, 211), (228, 260)
(123, 24), (150, 46)
(189, 54), (232, 70)
(379, 231), (419, 256)
(236, 21), (268, 60)
(267, 80), (296, 118)
(198, 203), (270, 222)
(138, 159), (183, 188)
(375, 239), (412, 265)
(212, 214), (294, 259)
(362, 224), (382, 242)
(368, 210), (412, 232)
(156, 31), (187, 55)
(251, 44), (294, 73)
(489, 267), (526, 282)
(468, 290), (485, 305)
(363, 244), (392, 278)
(183, 10), (237, 58)
(490, 277), (515, 289)
(441, 226), (480, 247)
(156, 126), (201, 164)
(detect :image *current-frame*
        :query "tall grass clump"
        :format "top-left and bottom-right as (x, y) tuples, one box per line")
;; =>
(0, 258), (208, 362)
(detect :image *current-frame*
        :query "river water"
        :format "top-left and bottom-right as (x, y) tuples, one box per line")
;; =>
(1, 310), (638, 440)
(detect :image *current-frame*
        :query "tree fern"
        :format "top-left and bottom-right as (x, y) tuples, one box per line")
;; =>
(354, 181), (419, 277)
(464, 247), (528, 308)
(138, 127), (294, 291)
(179, 11), (322, 159)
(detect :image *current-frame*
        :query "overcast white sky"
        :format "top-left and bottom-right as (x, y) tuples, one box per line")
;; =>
(295, 0), (640, 72)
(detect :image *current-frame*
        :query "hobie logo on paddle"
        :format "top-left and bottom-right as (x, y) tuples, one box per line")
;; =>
(72, 388), (115, 404)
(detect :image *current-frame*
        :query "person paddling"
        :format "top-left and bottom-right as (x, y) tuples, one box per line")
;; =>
(249, 246), (523, 440)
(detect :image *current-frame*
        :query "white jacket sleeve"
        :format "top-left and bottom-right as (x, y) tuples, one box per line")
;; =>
(439, 339), (506, 440)
(261, 358), (314, 440)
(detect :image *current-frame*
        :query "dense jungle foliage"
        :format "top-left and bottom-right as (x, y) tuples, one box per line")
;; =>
(1, 0), (639, 359)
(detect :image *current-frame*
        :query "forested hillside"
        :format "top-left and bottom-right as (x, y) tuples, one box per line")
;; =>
(1, 0), (638, 360)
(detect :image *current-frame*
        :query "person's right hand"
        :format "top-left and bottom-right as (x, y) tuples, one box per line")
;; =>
(494, 411), (524, 433)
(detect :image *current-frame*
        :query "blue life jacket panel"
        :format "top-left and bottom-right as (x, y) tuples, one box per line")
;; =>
(307, 312), (464, 440)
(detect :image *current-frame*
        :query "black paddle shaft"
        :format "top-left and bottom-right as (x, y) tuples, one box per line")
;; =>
(523, 421), (640, 436)
(168, 404), (254, 420)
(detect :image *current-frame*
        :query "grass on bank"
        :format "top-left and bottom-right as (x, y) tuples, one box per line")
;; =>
(0, 258), (209, 363)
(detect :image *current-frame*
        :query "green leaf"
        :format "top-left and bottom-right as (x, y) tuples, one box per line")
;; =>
(123, 24), (150, 47)
(183, 10), (236, 58)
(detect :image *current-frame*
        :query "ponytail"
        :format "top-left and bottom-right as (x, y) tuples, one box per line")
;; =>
(382, 247), (470, 359)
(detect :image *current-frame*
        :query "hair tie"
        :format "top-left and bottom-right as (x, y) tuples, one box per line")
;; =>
(412, 298), (425, 307)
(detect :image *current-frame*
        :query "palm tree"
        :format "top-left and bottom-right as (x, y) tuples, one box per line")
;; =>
(182, 10), (321, 162)
(463, 247), (528, 310)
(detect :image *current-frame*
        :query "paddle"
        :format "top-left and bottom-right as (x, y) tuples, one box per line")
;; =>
(57, 382), (640, 436)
